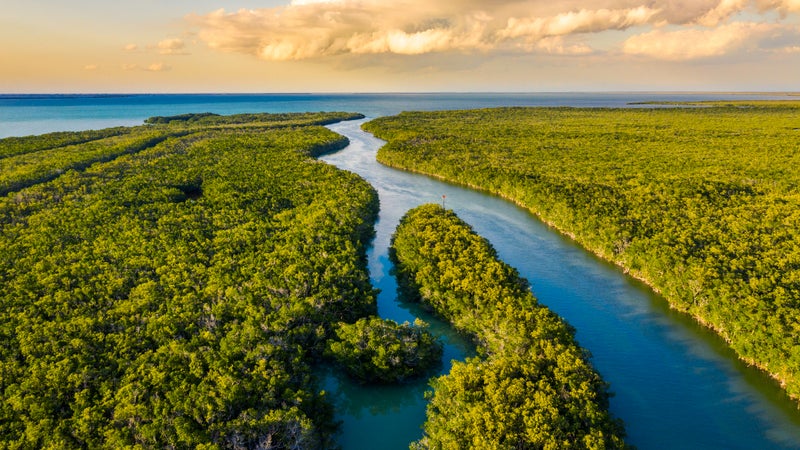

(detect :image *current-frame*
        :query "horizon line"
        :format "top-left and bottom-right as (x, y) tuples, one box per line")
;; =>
(2, 91), (799, 97)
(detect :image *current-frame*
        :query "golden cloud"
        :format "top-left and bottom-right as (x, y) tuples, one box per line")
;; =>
(622, 22), (779, 60)
(120, 62), (172, 72)
(157, 38), (188, 55)
(694, 0), (749, 26)
(188, 0), (799, 61)
(534, 36), (594, 54)
(498, 6), (660, 41)
(759, 0), (800, 13)
(146, 62), (172, 72)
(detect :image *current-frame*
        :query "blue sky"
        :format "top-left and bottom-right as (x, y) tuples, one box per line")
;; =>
(2, 0), (799, 92)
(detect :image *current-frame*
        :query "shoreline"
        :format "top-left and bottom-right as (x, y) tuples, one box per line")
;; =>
(372, 155), (797, 403)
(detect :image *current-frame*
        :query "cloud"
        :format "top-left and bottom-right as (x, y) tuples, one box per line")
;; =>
(758, 0), (800, 13)
(694, 0), (749, 26)
(290, 0), (337, 4)
(146, 62), (172, 72)
(83, 64), (99, 71)
(124, 44), (138, 51)
(498, 7), (661, 41)
(188, 1), (800, 61)
(157, 38), (188, 55)
(622, 22), (779, 60)
(120, 62), (172, 72)
(189, 3), (656, 60)
(534, 36), (594, 55)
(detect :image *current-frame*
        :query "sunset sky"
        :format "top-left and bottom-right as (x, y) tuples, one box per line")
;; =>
(2, 0), (799, 92)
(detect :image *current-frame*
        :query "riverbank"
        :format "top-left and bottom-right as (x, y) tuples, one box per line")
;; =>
(373, 154), (791, 392)
(2, 92), (799, 449)
(325, 117), (800, 449)
(364, 104), (800, 404)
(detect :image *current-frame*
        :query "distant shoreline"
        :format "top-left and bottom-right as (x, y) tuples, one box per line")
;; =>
(2, 91), (800, 98)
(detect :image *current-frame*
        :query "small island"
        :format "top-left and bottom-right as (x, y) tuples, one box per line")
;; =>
(391, 204), (628, 449)
(326, 317), (443, 384)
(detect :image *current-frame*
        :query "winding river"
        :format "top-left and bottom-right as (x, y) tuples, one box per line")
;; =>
(4, 93), (800, 449)
(320, 118), (800, 450)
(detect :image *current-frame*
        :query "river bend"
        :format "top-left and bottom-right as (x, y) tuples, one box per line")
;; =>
(320, 118), (800, 450)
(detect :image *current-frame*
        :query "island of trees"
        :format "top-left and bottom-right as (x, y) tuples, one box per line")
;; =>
(0, 112), (387, 448)
(364, 102), (800, 401)
(391, 204), (628, 449)
(326, 317), (442, 384)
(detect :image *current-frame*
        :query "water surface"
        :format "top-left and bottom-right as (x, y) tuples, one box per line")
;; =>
(321, 118), (800, 449)
(3, 93), (800, 449)
(1, 92), (791, 138)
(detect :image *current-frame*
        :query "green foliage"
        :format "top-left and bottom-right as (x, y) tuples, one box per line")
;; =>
(0, 127), (131, 159)
(0, 111), (364, 198)
(0, 112), (378, 448)
(326, 317), (443, 383)
(144, 111), (365, 127)
(366, 104), (800, 400)
(144, 112), (221, 124)
(0, 129), (180, 195)
(391, 204), (628, 449)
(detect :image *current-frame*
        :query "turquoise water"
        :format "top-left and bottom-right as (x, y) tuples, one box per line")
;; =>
(3, 93), (800, 448)
(321, 119), (800, 449)
(0, 92), (791, 138)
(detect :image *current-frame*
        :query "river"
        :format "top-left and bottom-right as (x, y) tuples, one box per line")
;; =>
(3, 93), (800, 448)
(320, 118), (800, 450)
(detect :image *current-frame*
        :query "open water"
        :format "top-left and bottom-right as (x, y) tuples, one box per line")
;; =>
(2, 93), (799, 449)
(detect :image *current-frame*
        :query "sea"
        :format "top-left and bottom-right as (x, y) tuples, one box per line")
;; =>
(0, 92), (794, 138)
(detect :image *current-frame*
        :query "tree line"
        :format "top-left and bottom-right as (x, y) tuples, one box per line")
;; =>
(0, 112), (381, 448)
(391, 204), (628, 449)
(364, 103), (800, 401)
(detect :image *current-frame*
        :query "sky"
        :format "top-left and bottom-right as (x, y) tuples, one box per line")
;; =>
(2, 0), (799, 92)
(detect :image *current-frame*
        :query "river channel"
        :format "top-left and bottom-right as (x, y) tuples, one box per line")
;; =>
(320, 118), (800, 450)
(4, 93), (799, 449)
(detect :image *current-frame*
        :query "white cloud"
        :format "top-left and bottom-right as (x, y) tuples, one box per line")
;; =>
(622, 22), (779, 60)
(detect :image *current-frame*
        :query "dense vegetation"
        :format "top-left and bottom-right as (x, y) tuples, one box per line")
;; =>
(0, 128), (131, 159)
(144, 112), (365, 128)
(0, 112), (379, 448)
(391, 204), (627, 449)
(325, 317), (442, 383)
(365, 103), (800, 399)
(0, 112), (365, 197)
